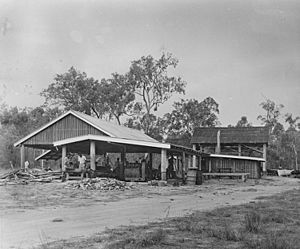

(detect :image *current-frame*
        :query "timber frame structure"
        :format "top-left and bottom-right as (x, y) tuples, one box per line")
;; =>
(14, 110), (205, 181)
(191, 127), (270, 172)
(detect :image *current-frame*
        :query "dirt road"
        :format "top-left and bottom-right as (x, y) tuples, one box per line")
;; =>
(1, 177), (299, 249)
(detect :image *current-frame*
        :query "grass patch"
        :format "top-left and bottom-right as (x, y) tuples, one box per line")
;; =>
(35, 189), (300, 249)
(244, 210), (262, 233)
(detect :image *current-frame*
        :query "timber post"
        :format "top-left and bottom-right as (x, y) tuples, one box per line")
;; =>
(192, 144), (197, 168)
(41, 149), (45, 169)
(20, 144), (25, 169)
(238, 144), (241, 156)
(149, 153), (153, 180)
(262, 143), (267, 172)
(90, 140), (96, 171)
(188, 154), (192, 168)
(61, 145), (67, 171)
(161, 148), (167, 181)
(215, 130), (221, 154)
(182, 152), (186, 182)
(198, 155), (202, 170)
(120, 146), (126, 180)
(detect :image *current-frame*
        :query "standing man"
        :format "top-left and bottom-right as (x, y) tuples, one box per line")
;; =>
(78, 153), (87, 180)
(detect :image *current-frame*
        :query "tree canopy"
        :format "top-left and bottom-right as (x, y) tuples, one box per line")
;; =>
(163, 97), (220, 137)
(236, 116), (252, 127)
(127, 53), (186, 134)
(41, 67), (104, 118)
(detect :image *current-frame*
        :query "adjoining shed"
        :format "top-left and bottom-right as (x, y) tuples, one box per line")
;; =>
(191, 127), (269, 172)
(201, 154), (264, 179)
(14, 110), (204, 181)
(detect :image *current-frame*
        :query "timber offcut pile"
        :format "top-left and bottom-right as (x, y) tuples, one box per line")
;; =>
(0, 169), (61, 185)
(65, 178), (134, 191)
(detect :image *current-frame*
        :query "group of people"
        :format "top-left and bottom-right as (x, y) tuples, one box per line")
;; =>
(62, 153), (87, 181)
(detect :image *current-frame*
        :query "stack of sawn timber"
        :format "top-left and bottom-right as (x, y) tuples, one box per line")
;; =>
(0, 169), (61, 185)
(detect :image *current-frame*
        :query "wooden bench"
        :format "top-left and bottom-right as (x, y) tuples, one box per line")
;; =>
(202, 173), (250, 182)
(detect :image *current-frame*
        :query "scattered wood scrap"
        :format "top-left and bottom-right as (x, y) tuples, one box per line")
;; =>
(65, 178), (135, 191)
(0, 169), (61, 185)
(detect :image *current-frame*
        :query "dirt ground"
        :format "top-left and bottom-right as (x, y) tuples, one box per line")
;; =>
(0, 176), (299, 249)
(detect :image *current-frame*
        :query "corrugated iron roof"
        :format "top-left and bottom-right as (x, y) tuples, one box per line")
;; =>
(72, 111), (157, 142)
(14, 110), (158, 147)
(191, 126), (269, 144)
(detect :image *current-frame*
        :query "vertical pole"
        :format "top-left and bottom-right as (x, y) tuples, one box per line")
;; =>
(120, 146), (126, 180)
(215, 130), (221, 154)
(20, 144), (25, 169)
(263, 143), (267, 172)
(209, 159), (212, 172)
(41, 149), (45, 169)
(238, 144), (241, 156)
(90, 140), (96, 171)
(187, 154), (192, 169)
(192, 144), (197, 168)
(149, 153), (153, 180)
(161, 148), (167, 181)
(182, 152), (186, 181)
(62, 145), (67, 171)
(199, 155), (202, 170)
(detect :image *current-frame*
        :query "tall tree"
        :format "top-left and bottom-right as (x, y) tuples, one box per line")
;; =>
(0, 106), (62, 168)
(257, 99), (284, 132)
(236, 116), (252, 127)
(41, 67), (104, 118)
(162, 97), (220, 137)
(100, 73), (135, 125)
(284, 113), (300, 170)
(127, 53), (186, 134)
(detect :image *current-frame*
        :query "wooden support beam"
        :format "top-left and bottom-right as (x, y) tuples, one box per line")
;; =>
(215, 130), (221, 154)
(192, 144), (197, 168)
(187, 154), (192, 168)
(20, 144), (25, 169)
(61, 145), (67, 172)
(41, 149), (45, 169)
(198, 155), (202, 170)
(161, 148), (167, 180)
(262, 144), (267, 172)
(90, 140), (96, 171)
(149, 153), (153, 180)
(120, 146), (126, 180)
(182, 152), (186, 181)
(238, 144), (241, 156)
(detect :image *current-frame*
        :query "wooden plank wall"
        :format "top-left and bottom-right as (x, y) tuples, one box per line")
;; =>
(209, 158), (261, 178)
(24, 114), (106, 145)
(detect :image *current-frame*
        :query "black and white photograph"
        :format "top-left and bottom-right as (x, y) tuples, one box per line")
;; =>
(0, 0), (299, 248)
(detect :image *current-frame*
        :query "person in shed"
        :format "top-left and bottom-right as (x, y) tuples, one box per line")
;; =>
(78, 153), (87, 180)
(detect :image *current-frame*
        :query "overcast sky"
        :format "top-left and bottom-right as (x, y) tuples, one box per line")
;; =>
(0, 0), (299, 126)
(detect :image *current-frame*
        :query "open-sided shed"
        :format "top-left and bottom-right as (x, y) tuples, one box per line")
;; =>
(14, 110), (203, 181)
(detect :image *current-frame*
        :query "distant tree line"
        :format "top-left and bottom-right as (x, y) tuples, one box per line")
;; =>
(0, 53), (299, 170)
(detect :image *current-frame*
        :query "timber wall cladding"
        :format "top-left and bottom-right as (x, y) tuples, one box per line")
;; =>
(210, 158), (261, 178)
(24, 114), (106, 145)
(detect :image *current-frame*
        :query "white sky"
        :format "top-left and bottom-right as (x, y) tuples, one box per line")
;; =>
(0, 0), (299, 126)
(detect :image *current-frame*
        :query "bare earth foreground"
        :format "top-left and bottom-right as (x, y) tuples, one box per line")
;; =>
(0, 177), (299, 249)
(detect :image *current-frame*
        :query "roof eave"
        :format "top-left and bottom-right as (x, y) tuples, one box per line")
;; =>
(53, 134), (171, 150)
